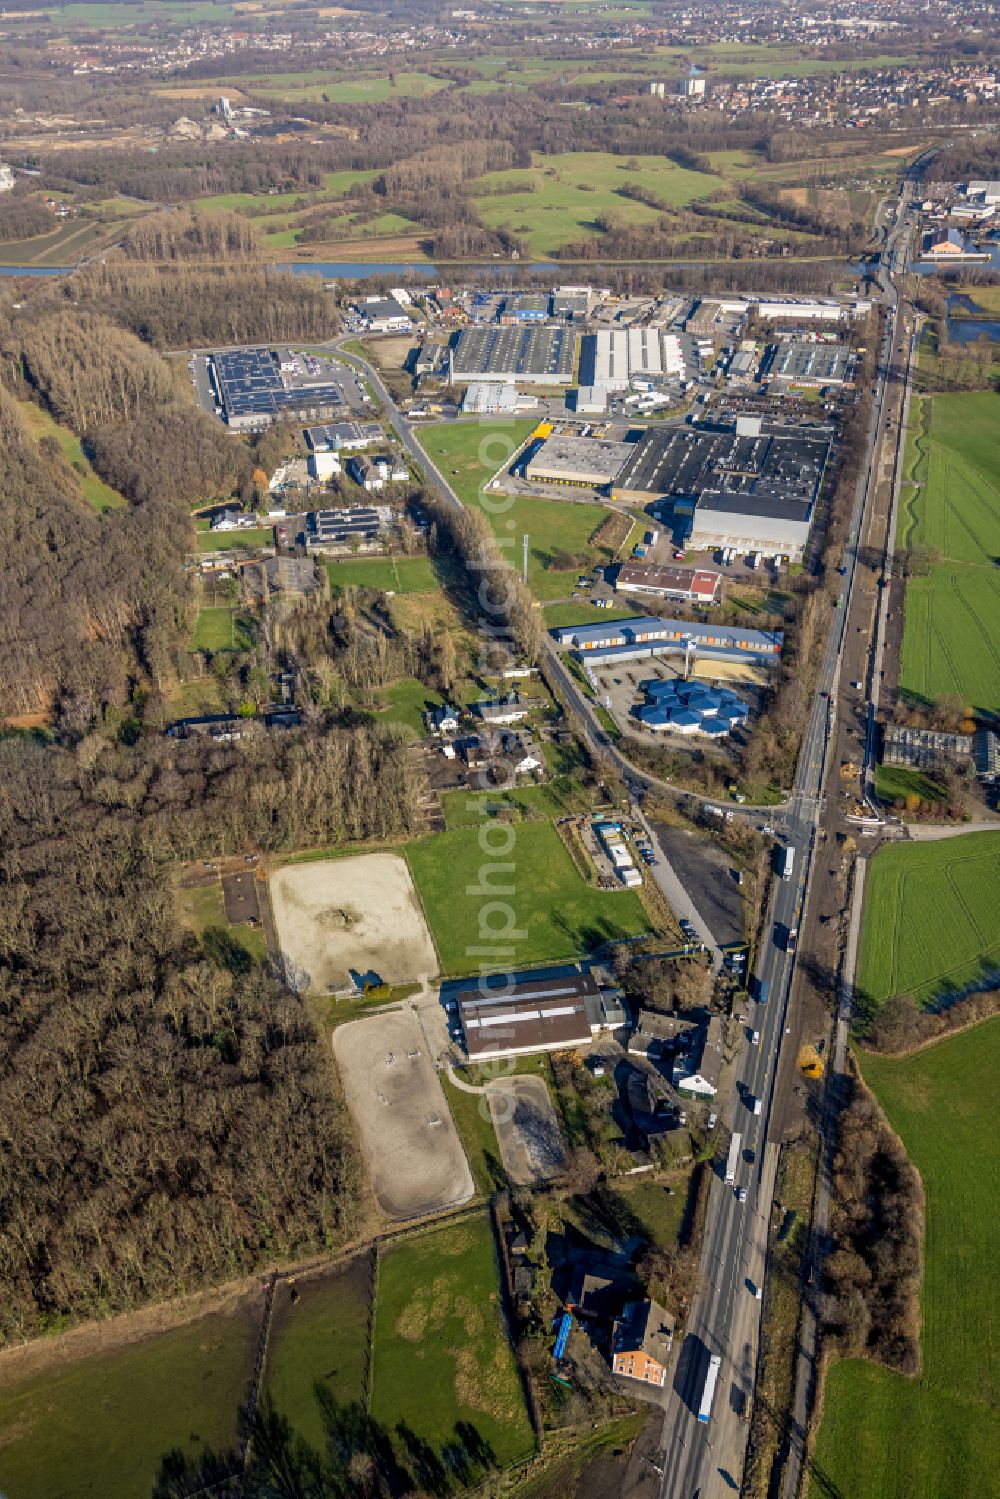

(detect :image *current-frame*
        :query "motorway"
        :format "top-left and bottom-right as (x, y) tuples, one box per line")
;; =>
(330, 233), (912, 1497)
(653, 182), (915, 1499)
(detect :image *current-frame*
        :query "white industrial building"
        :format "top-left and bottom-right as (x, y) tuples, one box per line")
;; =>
(579, 329), (686, 392)
(307, 450), (342, 480)
(462, 382), (519, 415)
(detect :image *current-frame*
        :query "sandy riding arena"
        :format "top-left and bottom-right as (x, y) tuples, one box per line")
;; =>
(486, 1075), (566, 1186)
(269, 853), (438, 994)
(334, 1011), (474, 1220)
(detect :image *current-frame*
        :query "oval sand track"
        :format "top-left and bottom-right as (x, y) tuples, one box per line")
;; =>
(334, 1010), (474, 1220)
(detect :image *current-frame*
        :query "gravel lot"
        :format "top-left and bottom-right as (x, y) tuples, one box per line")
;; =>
(486, 1074), (566, 1185)
(652, 821), (745, 947)
(269, 853), (438, 994)
(335, 1010), (474, 1220)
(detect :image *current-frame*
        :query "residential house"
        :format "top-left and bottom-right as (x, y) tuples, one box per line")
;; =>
(612, 1299), (675, 1388)
(674, 1015), (724, 1098)
(475, 695), (531, 726)
(628, 1010), (696, 1065)
(429, 703), (461, 735)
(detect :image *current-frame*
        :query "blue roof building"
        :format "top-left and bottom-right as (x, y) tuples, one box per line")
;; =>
(631, 678), (749, 736)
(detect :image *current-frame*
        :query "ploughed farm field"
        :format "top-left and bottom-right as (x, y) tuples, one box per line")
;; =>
(810, 1019), (1000, 1499)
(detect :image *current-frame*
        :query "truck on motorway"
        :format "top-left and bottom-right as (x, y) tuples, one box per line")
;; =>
(698, 1354), (722, 1423)
(754, 977), (770, 1005)
(725, 1132), (742, 1185)
(774, 844), (794, 880)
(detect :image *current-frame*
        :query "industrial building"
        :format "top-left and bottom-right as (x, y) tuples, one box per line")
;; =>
(354, 295), (412, 333)
(305, 506), (388, 549)
(461, 382), (519, 415)
(211, 348), (342, 431)
(552, 286), (591, 320)
(449, 325), (576, 385)
(615, 562), (720, 605)
(579, 329), (685, 392)
(524, 432), (635, 488)
(453, 970), (605, 1061)
(632, 678), (749, 737)
(305, 421), (383, 452)
(501, 292), (550, 323)
(611, 417), (831, 560)
(552, 614), (782, 666)
(767, 339), (850, 388)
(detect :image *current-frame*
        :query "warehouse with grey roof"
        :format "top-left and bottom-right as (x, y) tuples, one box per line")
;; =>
(524, 433), (635, 488)
(612, 416), (831, 559)
(449, 325), (576, 385)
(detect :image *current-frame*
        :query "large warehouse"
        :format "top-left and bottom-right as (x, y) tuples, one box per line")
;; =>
(552, 614), (783, 666)
(611, 416), (831, 559)
(449, 326), (576, 385)
(454, 971), (599, 1061)
(767, 339), (850, 387)
(524, 432), (635, 488)
(212, 347), (342, 430)
(579, 329), (685, 392)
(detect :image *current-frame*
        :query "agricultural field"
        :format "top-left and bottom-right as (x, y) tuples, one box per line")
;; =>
(897, 391), (1000, 713)
(810, 1019), (1000, 1499)
(856, 832), (1000, 1012)
(0, 1306), (257, 1499)
(16, 400), (126, 512)
(471, 149), (718, 258)
(405, 819), (652, 976)
(371, 1215), (534, 1468)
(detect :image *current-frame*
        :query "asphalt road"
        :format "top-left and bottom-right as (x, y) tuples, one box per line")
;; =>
(655, 181), (913, 1499)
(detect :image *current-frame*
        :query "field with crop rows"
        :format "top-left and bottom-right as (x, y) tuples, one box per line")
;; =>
(857, 832), (1000, 1010)
(898, 391), (1000, 713)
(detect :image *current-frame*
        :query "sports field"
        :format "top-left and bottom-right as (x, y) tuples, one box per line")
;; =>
(810, 1019), (1000, 1499)
(405, 820), (652, 975)
(371, 1215), (534, 1467)
(415, 420), (622, 599)
(325, 555), (438, 593)
(857, 832), (1000, 1011)
(898, 391), (1000, 713)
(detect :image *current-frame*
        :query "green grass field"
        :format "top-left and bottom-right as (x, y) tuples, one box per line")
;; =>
(176, 881), (267, 965)
(405, 820), (652, 976)
(0, 1309), (255, 1499)
(873, 763), (946, 806)
(325, 555), (439, 594)
(249, 70), (449, 103)
(371, 1215), (533, 1468)
(187, 606), (255, 653)
(472, 149), (718, 257)
(265, 1257), (372, 1449)
(196, 525), (273, 553)
(898, 391), (1000, 713)
(415, 421), (620, 600)
(17, 400), (125, 512)
(810, 1020), (1000, 1499)
(857, 832), (1000, 1011)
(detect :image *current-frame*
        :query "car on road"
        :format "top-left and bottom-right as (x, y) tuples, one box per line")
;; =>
(736, 1186), (748, 1203)
(850, 679), (863, 690)
(680, 919), (697, 940)
(751, 1029), (760, 1046)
